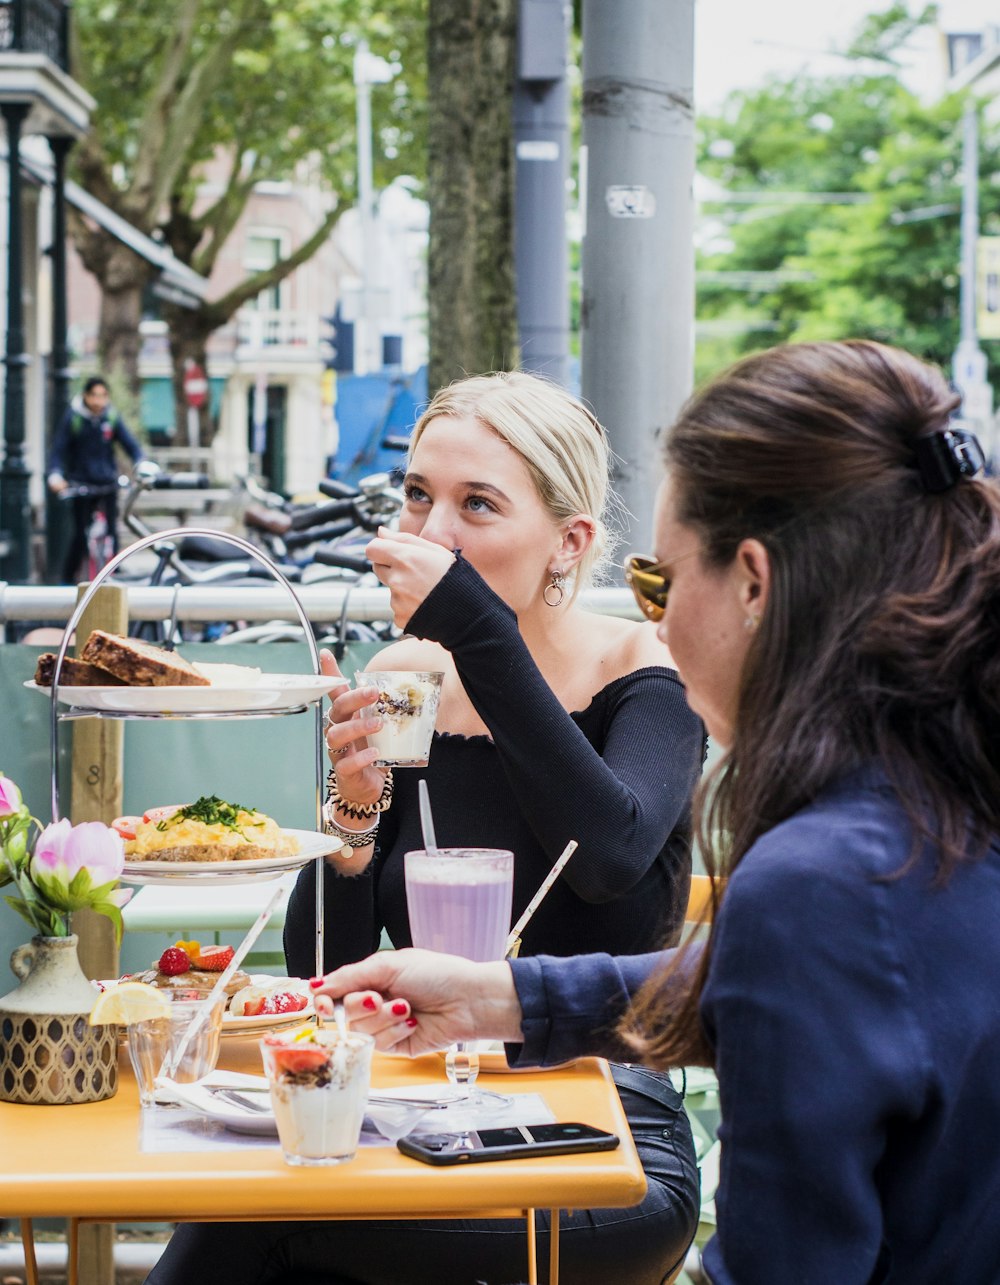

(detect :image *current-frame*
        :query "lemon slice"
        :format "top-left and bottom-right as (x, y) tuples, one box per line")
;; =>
(89, 982), (171, 1026)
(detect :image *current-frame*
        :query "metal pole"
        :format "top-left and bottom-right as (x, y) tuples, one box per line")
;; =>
(46, 134), (74, 583)
(953, 99), (991, 436)
(0, 102), (33, 583)
(960, 99), (978, 347)
(355, 41), (378, 375)
(513, 0), (570, 386)
(580, 0), (695, 554)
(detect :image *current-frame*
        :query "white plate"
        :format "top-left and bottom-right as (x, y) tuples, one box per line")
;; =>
(122, 828), (334, 885)
(223, 975), (314, 1035)
(24, 674), (341, 714)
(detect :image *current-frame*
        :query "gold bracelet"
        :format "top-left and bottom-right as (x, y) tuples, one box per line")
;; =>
(326, 768), (394, 820)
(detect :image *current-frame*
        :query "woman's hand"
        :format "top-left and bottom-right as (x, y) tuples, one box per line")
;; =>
(311, 948), (524, 1055)
(365, 528), (456, 629)
(321, 650), (387, 809)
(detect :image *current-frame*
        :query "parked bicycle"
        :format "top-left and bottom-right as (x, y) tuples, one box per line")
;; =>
(56, 478), (127, 582)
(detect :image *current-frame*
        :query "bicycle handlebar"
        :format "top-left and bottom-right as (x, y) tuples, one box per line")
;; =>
(283, 518), (357, 551)
(312, 547), (372, 575)
(288, 497), (357, 531)
(317, 478), (361, 500)
(150, 472), (211, 490)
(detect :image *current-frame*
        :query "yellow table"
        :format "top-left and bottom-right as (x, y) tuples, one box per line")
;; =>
(4, 1039), (646, 1285)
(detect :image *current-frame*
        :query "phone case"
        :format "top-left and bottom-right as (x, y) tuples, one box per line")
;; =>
(397, 1123), (620, 1166)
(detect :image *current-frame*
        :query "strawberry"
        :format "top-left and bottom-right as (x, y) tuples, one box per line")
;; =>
(268, 991), (309, 1015)
(267, 1043), (328, 1073)
(241, 994), (267, 1017)
(198, 945), (234, 971)
(157, 946), (191, 976)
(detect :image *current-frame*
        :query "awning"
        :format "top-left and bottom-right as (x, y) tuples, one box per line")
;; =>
(16, 149), (210, 310)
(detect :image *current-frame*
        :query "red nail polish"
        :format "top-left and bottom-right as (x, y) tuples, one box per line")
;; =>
(308, 977), (323, 989)
(391, 1001), (408, 1016)
(362, 996), (378, 1012)
(405, 1017), (418, 1028)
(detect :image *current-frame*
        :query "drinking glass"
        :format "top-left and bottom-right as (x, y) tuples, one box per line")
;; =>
(404, 847), (514, 1114)
(127, 988), (225, 1108)
(354, 671), (445, 768)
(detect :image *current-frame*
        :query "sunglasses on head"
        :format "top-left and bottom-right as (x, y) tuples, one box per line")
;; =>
(623, 554), (670, 622)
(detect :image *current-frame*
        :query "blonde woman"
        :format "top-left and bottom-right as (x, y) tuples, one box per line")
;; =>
(150, 373), (704, 1284)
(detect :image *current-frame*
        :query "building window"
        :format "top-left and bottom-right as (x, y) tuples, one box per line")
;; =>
(245, 233), (284, 310)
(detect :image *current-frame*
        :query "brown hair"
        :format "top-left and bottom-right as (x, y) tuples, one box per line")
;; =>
(625, 340), (1000, 1068)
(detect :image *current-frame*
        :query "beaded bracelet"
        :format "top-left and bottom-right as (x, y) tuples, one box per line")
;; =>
(326, 767), (394, 820)
(321, 805), (379, 852)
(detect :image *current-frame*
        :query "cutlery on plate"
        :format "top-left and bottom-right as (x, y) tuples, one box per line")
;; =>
(209, 1088), (272, 1113)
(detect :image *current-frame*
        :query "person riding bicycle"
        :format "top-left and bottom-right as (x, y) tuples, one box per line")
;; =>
(47, 376), (145, 583)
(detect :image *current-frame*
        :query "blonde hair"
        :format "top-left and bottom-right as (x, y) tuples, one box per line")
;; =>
(409, 371), (619, 594)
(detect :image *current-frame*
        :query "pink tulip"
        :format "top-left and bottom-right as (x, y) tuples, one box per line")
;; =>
(0, 774), (23, 818)
(31, 819), (125, 889)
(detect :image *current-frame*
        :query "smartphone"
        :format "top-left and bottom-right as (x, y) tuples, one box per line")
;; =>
(397, 1122), (620, 1166)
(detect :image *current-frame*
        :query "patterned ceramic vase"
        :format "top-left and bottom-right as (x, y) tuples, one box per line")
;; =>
(0, 934), (118, 1104)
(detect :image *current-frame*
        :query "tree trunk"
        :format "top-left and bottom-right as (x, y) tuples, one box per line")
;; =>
(164, 305), (215, 447)
(427, 0), (518, 395)
(92, 243), (151, 397)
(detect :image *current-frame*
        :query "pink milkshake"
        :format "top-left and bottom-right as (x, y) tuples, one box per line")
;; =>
(404, 848), (514, 962)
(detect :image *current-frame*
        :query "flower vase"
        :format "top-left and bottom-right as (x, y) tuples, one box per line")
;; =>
(0, 934), (118, 1104)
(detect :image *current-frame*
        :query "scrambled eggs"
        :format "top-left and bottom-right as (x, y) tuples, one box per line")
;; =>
(125, 796), (298, 860)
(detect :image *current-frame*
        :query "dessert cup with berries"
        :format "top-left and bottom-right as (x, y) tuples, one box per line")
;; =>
(261, 1027), (374, 1165)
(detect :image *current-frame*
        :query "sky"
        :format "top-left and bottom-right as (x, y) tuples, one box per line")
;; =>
(694, 0), (999, 110)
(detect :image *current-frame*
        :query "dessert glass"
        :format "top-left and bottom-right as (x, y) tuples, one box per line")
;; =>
(261, 1028), (375, 1166)
(127, 988), (225, 1108)
(354, 671), (444, 768)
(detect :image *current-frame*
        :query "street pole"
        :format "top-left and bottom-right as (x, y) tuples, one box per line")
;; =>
(354, 41), (392, 377)
(513, 0), (570, 386)
(953, 98), (992, 438)
(580, 0), (695, 554)
(0, 102), (33, 583)
(46, 134), (74, 583)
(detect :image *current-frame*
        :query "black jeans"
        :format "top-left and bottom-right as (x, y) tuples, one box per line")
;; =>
(145, 1065), (699, 1285)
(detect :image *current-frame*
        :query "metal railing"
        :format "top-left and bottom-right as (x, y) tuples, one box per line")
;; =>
(0, 583), (641, 634)
(0, 0), (68, 70)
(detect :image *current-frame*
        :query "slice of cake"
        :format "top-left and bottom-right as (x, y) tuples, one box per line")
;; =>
(34, 654), (126, 687)
(79, 630), (210, 687)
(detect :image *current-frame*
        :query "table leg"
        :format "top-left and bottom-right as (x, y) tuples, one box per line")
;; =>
(549, 1209), (560, 1284)
(18, 1219), (38, 1285)
(525, 1209), (538, 1284)
(68, 1217), (79, 1285)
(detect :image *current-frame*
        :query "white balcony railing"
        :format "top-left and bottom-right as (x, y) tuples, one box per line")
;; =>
(235, 309), (319, 353)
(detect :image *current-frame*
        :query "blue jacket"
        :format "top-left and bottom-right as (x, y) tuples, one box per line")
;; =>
(48, 394), (143, 485)
(509, 767), (1000, 1284)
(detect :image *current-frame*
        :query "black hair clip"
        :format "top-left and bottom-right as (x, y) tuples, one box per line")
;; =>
(913, 428), (985, 493)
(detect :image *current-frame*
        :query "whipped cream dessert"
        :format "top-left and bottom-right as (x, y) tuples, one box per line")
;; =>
(357, 671), (444, 768)
(261, 1028), (374, 1165)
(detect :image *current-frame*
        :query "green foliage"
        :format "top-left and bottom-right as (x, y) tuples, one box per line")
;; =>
(70, 0), (427, 364)
(694, 8), (1000, 388)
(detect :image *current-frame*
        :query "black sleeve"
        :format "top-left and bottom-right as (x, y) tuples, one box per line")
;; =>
(113, 416), (144, 464)
(406, 558), (704, 903)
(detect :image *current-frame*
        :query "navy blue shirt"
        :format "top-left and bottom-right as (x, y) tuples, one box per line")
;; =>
(510, 768), (1000, 1283)
(48, 397), (143, 485)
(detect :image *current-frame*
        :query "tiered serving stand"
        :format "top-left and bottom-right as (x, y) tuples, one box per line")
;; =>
(43, 528), (338, 977)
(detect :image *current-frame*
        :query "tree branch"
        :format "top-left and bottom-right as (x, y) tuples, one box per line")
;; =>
(199, 204), (343, 327)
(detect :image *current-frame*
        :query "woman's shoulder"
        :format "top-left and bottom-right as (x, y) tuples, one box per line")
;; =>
(582, 611), (678, 683)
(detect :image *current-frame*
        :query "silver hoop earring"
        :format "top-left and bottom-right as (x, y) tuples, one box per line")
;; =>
(543, 569), (566, 608)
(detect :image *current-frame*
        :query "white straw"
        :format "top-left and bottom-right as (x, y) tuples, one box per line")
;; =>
(504, 840), (579, 957)
(164, 883), (284, 1077)
(418, 779), (439, 854)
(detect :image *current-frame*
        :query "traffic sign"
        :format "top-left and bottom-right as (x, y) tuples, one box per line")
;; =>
(183, 362), (209, 409)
